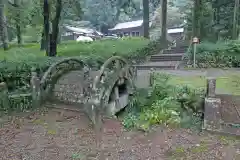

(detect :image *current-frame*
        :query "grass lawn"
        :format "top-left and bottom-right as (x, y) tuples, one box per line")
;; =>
(0, 38), (150, 61)
(216, 76), (240, 95)
(157, 74), (240, 95)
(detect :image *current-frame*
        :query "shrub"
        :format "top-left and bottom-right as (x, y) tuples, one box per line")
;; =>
(187, 40), (240, 68)
(0, 57), (61, 92)
(122, 73), (205, 131)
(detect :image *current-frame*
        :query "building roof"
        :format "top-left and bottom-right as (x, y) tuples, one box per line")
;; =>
(167, 28), (184, 34)
(65, 26), (93, 34)
(64, 26), (103, 35)
(95, 31), (103, 36)
(109, 20), (152, 31)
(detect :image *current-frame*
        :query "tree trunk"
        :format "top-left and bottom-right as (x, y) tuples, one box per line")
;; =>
(40, 30), (45, 50)
(213, 1), (220, 41)
(50, 0), (62, 56)
(14, 0), (21, 45)
(43, 0), (50, 56)
(232, 0), (239, 40)
(16, 23), (21, 45)
(161, 0), (167, 44)
(0, 0), (9, 50)
(192, 0), (201, 38)
(143, 0), (150, 38)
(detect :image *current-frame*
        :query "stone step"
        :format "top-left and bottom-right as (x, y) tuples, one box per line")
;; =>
(150, 53), (183, 62)
(134, 61), (180, 70)
(176, 41), (189, 47)
(166, 46), (187, 50)
(175, 44), (189, 49)
(162, 48), (186, 54)
(150, 58), (182, 62)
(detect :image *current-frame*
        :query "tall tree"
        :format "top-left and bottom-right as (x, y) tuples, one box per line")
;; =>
(161, 0), (167, 44)
(43, 0), (50, 55)
(232, 0), (239, 39)
(8, 0), (22, 44)
(50, 0), (62, 56)
(0, 0), (9, 50)
(192, 0), (202, 38)
(14, 0), (21, 45)
(143, 0), (150, 38)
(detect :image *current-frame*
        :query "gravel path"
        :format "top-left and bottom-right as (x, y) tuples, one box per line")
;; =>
(0, 107), (240, 160)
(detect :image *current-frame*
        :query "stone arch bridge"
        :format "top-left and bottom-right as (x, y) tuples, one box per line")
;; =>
(33, 56), (135, 128)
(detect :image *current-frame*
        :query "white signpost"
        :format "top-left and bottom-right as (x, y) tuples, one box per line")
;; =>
(192, 37), (199, 68)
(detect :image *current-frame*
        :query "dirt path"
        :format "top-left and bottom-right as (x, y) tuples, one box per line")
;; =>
(1, 105), (240, 160)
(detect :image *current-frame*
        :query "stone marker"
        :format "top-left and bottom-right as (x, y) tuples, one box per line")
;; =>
(207, 77), (216, 97)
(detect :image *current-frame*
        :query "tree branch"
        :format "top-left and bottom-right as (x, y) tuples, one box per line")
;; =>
(8, 0), (18, 7)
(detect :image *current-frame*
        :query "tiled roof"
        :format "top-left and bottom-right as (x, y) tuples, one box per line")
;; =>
(109, 20), (152, 30)
(64, 26), (103, 35)
(167, 28), (184, 34)
(65, 26), (93, 34)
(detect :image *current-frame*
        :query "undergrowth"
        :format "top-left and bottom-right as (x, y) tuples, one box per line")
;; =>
(121, 73), (205, 131)
(187, 40), (240, 68)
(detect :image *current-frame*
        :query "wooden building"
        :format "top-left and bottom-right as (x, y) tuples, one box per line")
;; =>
(108, 20), (152, 37)
(108, 19), (184, 41)
(61, 26), (103, 41)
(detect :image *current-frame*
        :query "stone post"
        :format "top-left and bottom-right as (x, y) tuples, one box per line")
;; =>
(93, 99), (102, 148)
(114, 86), (120, 109)
(0, 82), (10, 110)
(203, 97), (222, 131)
(203, 77), (222, 132)
(149, 68), (155, 87)
(133, 66), (137, 82)
(31, 68), (41, 108)
(206, 77), (216, 97)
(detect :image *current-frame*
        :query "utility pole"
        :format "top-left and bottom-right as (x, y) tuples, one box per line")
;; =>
(233, 0), (239, 40)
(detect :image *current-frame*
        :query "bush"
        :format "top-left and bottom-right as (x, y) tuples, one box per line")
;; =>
(187, 40), (240, 68)
(0, 57), (61, 92)
(0, 37), (165, 92)
(122, 73), (205, 131)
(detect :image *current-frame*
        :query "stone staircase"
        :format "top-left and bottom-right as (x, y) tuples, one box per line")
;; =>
(150, 53), (183, 62)
(162, 45), (188, 54)
(134, 44), (188, 70)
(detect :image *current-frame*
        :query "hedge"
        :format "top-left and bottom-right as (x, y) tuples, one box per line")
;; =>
(188, 40), (240, 68)
(0, 38), (165, 92)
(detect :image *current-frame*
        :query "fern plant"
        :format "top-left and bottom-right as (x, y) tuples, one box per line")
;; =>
(122, 73), (205, 131)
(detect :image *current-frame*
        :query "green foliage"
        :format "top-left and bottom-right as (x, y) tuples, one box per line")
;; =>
(57, 37), (149, 58)
(0, 38), (165, 113)
(0, 38), (153, 91)
(0, 94), (33, 116)
(8, 95), (33, 112)
(175, 85), (205, 114)
(188, 41), (240, 68)
(122, 73), (205, 131)
(183, 0), (236, 40)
